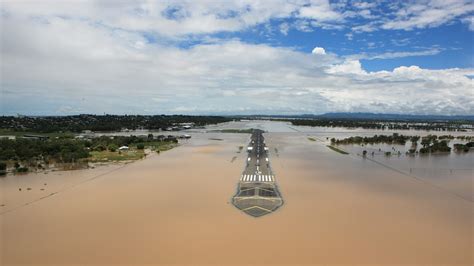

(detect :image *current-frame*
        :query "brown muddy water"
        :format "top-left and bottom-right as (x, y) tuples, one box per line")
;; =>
(1, 121), (473, 265)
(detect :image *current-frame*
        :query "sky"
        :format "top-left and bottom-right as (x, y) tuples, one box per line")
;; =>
(1, 0), (473, 116)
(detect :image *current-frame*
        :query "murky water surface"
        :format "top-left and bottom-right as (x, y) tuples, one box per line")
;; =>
(1, 121), (473, 265)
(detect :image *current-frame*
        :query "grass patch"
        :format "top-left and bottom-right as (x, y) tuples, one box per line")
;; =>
(327, 145), (349, 155)
(308, 137), (317, 142)
(136, 141), (178, 152)
(89, 150), (145, 162)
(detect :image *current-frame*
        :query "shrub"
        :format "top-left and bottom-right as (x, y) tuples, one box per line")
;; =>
(137, 143), (145, 150)
(94, 145), (106, 151)
(16, 167), (29, 173)
(108, 144), (118, 152)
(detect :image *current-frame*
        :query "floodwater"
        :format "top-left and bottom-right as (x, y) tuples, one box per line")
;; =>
(1, 121), (473, 265)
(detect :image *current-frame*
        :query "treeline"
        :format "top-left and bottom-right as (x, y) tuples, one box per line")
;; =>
(289, 119), (472, 131)
(453, 142), (474, 152)
(331, 133), (474, 154)
(419, 135), (451, 153)
(0, 115), (233, 133)
(331, 133), (418, 145)
(0, 135), (177, 169)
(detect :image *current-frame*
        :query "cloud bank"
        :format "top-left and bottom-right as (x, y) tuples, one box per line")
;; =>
(1, 1), (473, 115)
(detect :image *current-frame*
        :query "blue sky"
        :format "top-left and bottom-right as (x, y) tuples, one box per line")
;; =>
(1, 0), (473, 115)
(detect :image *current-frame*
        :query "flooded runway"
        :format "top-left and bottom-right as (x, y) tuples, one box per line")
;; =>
(1, 121), (473, 265)
(232, 129), (283, 217)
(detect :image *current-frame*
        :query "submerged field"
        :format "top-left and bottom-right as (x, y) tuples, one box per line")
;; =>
(1, 120), (473, 265)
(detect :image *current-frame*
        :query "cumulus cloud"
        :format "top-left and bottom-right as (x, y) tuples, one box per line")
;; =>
(1, 0), (473, 115)
(326, 60), (366, 75)
(311, 47), (326, 55)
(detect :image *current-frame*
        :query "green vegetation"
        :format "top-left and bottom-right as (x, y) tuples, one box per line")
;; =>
(289, 119), (473, 131)
(331, 133), (474, 155)
(89, 150), (145, 162)
(0, 115), (233, 133)
(0, 161), (6, 176)
(456, 135), (474, 141)
(453, 142), (474, 152)
(0, 135), (178, 173)
(0, 129), (75, 138)
(307, 137), (317, 141)
(331, 133), (415, 145)
(327, 145), (349, 155)
(419, 135), (451, 153)
(214, 128), (254, 133)
(141, 141), (177, 152)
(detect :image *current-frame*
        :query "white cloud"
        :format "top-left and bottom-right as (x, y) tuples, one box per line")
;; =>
(311, 46), (326, 55)
(298, 0), (344, 22)
(2, 0), (471, 39)
(1, 0), (473, 115)
(352, 2), (377, 10)
(1, 0), (305, 38)
(381, 0), (474, 30)
(347, 47), (443, 60)
(461, 16), (474, 30)
(326, 60), (367, 75)
(279, 22), (290, 35)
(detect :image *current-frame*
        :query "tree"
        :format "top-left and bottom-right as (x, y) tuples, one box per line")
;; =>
(108, 144), (118, 152)
(0, 161), (6, 175)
